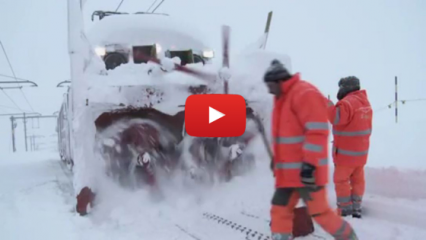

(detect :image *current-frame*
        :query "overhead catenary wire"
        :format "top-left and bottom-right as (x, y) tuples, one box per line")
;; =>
(373, 98), (426, 114)
(0, 42), (19, 87)
(0, 41), (35, 112)
(151, 0), (165, 13)
(0, 73), (34, 82)
(146, 0), (159, 12)
(0, 89), (24, 112)
(399, 98), (426, 103)
(115, 0), (125, 12)
(0, 104), (23, 112)
(373, 105), (390, 114)
(329, 89), (426, 115)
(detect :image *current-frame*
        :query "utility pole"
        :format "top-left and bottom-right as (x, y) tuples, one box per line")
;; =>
(2, 113), (42, 152)
(10, 116), (16, 152)
(2, 112), (40, 153)
(10, 115), (58, 152)
(23, 112), (28, 151)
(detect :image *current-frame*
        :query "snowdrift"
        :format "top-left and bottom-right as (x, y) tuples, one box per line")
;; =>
(1, 148), (426, 240)
(369, 119), (426, 170)
(365, 167), (426, 200)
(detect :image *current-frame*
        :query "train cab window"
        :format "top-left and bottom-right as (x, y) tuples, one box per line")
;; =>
(165, 50), (194, 66)
(133, 45), (157, 64)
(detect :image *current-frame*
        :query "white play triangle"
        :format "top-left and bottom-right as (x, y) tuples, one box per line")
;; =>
(209, 107), (225, 124)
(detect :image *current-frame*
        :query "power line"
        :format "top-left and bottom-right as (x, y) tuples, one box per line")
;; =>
(1, 89), (23, 112)
(0, 41), (35, 112)
(399, 98), (426, 103)
(16, 88), (35, 112)
(147, 0), (158, 12)
(374, 105), (392, 114)
(115, 0), (125, 11)
(373, 98), (426, 114)
(0, 42), (19, 87)
(0, 104), (17, 109)
(0, 73), (34, 82)
(0, 104), (22, 112)
(151, 0), (165, 13)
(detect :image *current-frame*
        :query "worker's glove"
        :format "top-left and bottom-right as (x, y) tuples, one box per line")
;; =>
(300, 162), (316, 187)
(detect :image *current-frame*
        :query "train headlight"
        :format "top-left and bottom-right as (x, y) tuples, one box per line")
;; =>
(155, 43), (162, 54)
(94, 47), (106, 56)
(202, 50), (214, 58)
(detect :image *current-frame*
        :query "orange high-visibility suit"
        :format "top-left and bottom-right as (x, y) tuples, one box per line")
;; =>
(328, 90), (372, 215)
(271, 73), (357, 240)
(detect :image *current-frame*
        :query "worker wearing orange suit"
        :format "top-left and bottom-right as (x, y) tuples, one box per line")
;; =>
(264, 60), (358, 240)
(328, 76), (372, 218)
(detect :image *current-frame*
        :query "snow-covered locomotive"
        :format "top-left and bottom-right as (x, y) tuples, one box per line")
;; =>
(60, 2), (291, 216)
(58, 9), (220, 181)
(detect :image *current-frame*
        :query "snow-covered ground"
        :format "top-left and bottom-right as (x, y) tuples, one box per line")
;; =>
(1, 136), (426, 240)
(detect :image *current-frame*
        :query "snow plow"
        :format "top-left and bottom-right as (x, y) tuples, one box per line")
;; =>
(61, 2), (290, 216)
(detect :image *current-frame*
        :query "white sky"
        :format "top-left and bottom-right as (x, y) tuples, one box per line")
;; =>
(0, 0), (425, 154)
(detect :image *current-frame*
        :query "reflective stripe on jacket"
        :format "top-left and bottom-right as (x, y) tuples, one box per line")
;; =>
(328, 90), (372, 166)
(272, 73), (330, 188)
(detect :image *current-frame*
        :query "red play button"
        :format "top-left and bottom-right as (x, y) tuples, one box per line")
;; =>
(185, 94), (246, 137)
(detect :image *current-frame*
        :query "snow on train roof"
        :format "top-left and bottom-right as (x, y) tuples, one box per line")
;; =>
(86, 14), (210, 52)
